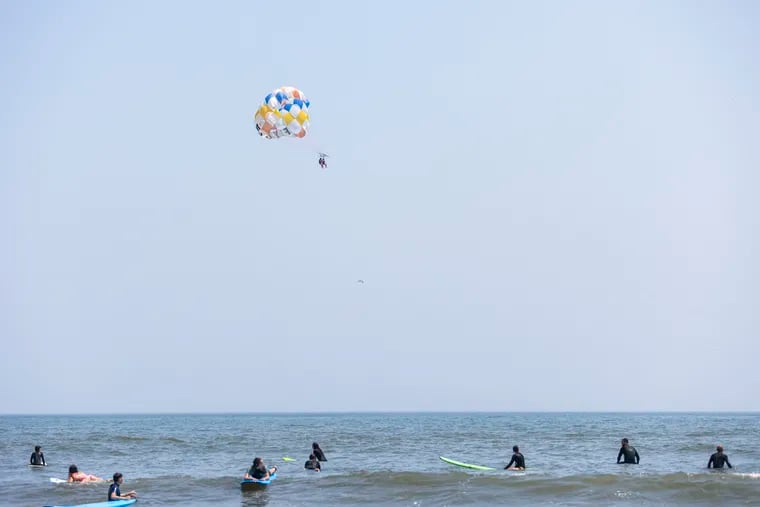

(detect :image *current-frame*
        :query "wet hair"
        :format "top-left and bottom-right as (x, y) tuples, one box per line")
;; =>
(113, 472), (123, 482)
(513, 445), (519, 452)
(717, 445), (724, 452)
(68, 465), (78, 474)
(35, 445), (41, 452)
(621, 438), (629, 444)
(309, 454), (316, 460)
(253, 457), (263, 467)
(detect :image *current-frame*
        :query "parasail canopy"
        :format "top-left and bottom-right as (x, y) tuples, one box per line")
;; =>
(254, 86), (310, 140)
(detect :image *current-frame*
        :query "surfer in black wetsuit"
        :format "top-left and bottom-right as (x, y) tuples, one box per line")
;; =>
(245, 457), (277, 480)
(312, 442), (327, 462)
(617, 438), (640, 464)
(30, 445), (46, 466)
(707, 445), (733, 469)
(504, 445), (526, 470)
(107, 472), (137, 501)
(304, 453), (321, 472)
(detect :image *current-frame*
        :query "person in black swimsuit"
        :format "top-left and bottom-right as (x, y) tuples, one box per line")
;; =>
(504, 445), (526, 470)
(707, 445), (733, 469)
(30, 445), (46, 466)
(107, 472), (137, 501)
(312, 442), (327, 462)
(617, 438), (640, 464)
(244, 457), (277, 480)
(304, 453), (321, 472)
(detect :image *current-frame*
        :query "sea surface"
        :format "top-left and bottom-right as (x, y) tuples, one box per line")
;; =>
(1, 412), (758, 506)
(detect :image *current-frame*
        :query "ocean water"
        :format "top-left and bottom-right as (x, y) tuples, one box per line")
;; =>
(1, 412), (758, 506)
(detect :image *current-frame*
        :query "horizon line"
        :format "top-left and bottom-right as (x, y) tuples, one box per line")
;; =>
(2, 409), (759, 417)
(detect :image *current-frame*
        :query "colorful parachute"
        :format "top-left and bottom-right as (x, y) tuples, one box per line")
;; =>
(254, 86), (310, 139)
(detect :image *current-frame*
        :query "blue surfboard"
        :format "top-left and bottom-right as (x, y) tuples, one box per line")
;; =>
(241, 472), (277, 489)
(44, 500), (136, 507)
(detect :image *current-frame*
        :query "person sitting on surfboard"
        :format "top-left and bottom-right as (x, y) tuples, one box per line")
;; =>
(244, 457), (277, 480)
(108, 472), (137, 501)
(504, 445), (526, 470)
(304, 453), (321, 472)
(67, 464), (103, 483)
(30, 445), (46, 466)
(617, 438), (640, 464)
(312, 442), (327, 462)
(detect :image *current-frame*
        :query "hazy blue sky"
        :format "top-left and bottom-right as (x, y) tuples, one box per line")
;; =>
(1, 1), (758, 414)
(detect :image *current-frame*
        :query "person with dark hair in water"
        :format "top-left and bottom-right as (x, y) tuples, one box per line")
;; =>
(67, 464), (103, 482)
(108, 472), (137, 501)
(244, 457), (277, 480)
(312, 442), (327, 462)
(504, 445), (526, 470)
(304, 453), (321, 472)
(617, 438), (640, 464)
(707, 445), (733, 469)
(30, 445), (46, 466)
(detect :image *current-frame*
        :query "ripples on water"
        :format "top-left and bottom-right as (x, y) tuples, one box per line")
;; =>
(1, 413), (758, 506)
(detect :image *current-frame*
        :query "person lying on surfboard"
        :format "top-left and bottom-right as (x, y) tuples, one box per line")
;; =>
(30, 445), (46, 466)
(108, 472), (137, 501)
(312, 442), (327, 461)
(304, 453), (321, 472)
(67, 464), (104, 482)
(244, 457), (277, 480)
(504, 445), (526, 470)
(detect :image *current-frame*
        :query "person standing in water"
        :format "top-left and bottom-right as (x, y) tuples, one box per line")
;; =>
(312, 442), (327, 462)
(617, 438), (640, 464)
(30, 445), (46, 466)
(107, 473), (137, 501)
(504, 445), (526, 470)
(707, 445), (733, 469)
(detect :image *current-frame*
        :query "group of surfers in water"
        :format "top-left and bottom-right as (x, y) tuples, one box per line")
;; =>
(64, 466), (138, 501)
(615, 438), (732, 468)
(503, 438), (733, 470)
(30, 445), (138, 501)
(30, 438), (735, 492)
(244, 442), (327, 480)
(239, 438), (734, 477)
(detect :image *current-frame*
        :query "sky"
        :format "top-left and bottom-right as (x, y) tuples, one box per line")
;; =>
(1, 0), (758, 414)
